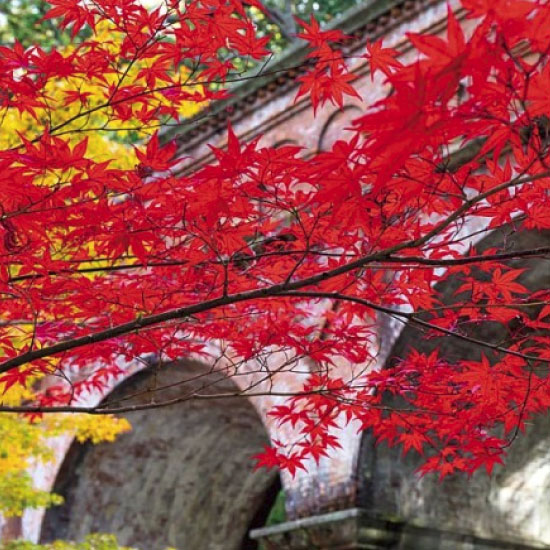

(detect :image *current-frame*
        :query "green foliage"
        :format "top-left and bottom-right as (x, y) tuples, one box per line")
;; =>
(1, 534), (130, 550)
(258, 490), (287, 550)
(292, 0), (361, 19)
(0, 0), (76, 48)
(0, 412), (60, 517)
(0, 472), (63, 518)
(255, 0), (364, 53)
(0, 407), (129, 517)
(1, 534), (177, 550)
(0, 0), (363, 52)
(264, 489), (286, 527)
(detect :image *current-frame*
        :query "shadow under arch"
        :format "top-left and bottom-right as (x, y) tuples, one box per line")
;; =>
(40, 360), (280, 550)
(356, 228), (550, 546)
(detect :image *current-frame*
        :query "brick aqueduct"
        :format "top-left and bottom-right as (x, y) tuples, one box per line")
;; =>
(3, 0), (550, 549)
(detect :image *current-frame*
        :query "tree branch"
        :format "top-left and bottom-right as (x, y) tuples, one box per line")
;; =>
(0, 170), (547, 374)
(279, 291), (550, 364)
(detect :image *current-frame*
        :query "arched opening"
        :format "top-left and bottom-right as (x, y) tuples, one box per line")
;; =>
(357, 228), (550, 546)
(41, 360), (280, 550)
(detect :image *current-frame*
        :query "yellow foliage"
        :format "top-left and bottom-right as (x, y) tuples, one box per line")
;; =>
(0, 371), (131, 516)
(58, 415), (132, 445)
(0, 406), (131, 516)
(0, 295), (131, 517)
(1, 20), (203, 166)
(1, 19), (205, 291)
(0, 20), (204, 520)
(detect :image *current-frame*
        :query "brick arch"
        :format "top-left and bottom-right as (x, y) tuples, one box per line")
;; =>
(40, 360), (280, 550)
(317, 105), (361, 152)
(356, 228), (550, 547)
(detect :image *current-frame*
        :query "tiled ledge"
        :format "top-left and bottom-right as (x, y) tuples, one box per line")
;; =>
(250, 508), (550, 550)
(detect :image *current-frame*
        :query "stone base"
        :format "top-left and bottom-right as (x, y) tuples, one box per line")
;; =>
(249, 508), (550, 550)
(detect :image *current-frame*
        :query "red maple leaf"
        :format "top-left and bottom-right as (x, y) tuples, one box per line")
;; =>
(364, 39), (402, 80)
(42, 0), (95, 36)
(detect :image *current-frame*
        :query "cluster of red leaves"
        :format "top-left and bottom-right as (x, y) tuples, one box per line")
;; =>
(295, 15), (360, 111)
(0, 0), (550, 480)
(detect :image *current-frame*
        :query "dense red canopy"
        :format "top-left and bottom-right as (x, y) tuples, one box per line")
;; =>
(0, 0), (550, 478)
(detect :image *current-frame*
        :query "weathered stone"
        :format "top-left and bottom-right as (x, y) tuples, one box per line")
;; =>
(357, 230), (550, 547)
(251, 509), (550, 550)
(40, 361), (279, 550)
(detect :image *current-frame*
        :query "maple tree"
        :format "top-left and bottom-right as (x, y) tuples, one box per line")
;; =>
(0, 0), (549, 495)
